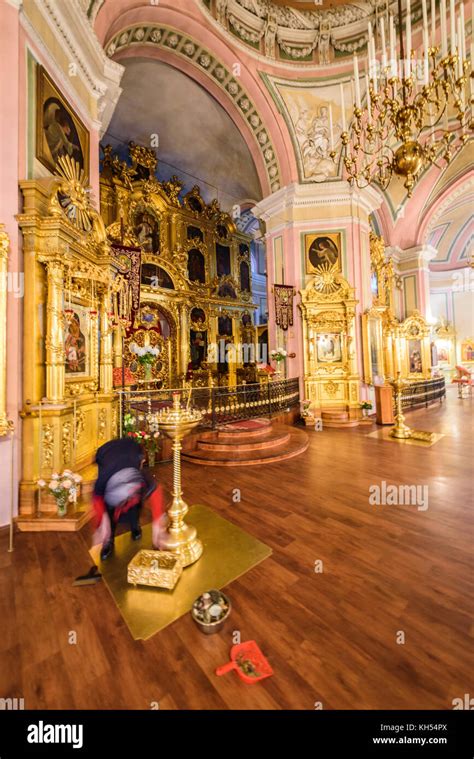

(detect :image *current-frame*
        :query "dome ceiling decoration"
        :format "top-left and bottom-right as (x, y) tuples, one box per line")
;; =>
(105, 24), (281, 193)
(202, 0), (408, 64)
(102, 59), (263, 209)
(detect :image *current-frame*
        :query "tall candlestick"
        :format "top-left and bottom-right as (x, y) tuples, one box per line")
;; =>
(340, 82), (347, 131)
(354, 55), (361, 107)
(450, 0), (456, 55)
(422, 0), (429, 36)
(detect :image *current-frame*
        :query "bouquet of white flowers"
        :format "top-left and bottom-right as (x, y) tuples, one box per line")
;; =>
(270, 348), (287, 363)
(37, 470), (82, 517)
(129, 343), (161, 367)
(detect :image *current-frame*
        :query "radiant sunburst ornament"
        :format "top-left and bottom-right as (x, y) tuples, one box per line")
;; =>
(50, 154), (94, 233)
(312, 263), (341, 294)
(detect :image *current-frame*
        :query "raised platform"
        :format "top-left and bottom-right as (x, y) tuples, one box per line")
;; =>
(182, 419), (308, 466)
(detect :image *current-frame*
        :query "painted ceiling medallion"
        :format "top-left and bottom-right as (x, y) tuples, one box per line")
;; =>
(105, 24), (281, 193)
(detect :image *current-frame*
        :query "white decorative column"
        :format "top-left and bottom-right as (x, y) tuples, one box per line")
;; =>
(392, 245), (437, 321)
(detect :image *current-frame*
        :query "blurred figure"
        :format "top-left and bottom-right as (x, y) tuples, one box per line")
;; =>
(92, 437), (165, 561)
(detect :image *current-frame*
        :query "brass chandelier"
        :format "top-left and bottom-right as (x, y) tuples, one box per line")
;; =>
(339, 0), (473, 196)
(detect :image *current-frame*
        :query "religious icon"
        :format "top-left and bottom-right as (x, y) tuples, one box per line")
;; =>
(190, 329), (207, 369)
(305, 232), (342, 273)
(240, 261), (250, 292)
(187, 249), (206, 283)
(316, 333), (342, 363)
(216, 244), (231, 277)
(36, 65), (89, 176)
(461, 340), (474, 362)
(217, 281), (237, 299)
(135, 211), (160, 254)
(241, 312), (252, 327)
(408, 339), (423, 373)
(218, 315), (233, 337)
(64, 308), (88, 375)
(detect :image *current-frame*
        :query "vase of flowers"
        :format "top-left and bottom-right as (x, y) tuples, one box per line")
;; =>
(125, 429), (160, 467)
(130, 343), (160, 383)
(360, 400), (373, 418)
(40, 470), (82, 517)
(269, 348), (287, 378)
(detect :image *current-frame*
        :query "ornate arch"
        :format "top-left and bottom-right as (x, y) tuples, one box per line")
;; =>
(104, 23), (282, 194)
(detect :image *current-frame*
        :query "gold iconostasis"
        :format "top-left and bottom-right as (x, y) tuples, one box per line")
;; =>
(15, 142), (257, 523)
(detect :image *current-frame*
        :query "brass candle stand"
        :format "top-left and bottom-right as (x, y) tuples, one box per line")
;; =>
(390, 373), (412, 439)
(389, 373), (436, 443)
(153, 392), (203, 567)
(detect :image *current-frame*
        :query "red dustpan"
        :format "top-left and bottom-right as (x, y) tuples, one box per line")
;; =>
(216, 641), (273, 684)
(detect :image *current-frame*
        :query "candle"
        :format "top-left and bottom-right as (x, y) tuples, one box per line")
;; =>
(329, 104), (334, 150)
(380, 16), (387, 69)
(365, 75), (372, 120)
(354, 55), (361, 107)
(423, 26), (430, 84)
(389, 14), (396, 74)
(422, 0), (429, 37)
(459, 3), (465, 59)
(431, 0), (436, 46)
(371, 37), (378, 90)
(457, 16), (463, 75)
(340, 82), (347, 131)
(406, 0), (412, 77)
(450, 0), (456, 55)
(440, 0), (448, 56)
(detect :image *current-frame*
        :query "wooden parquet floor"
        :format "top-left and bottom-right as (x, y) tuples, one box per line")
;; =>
(1, 393), (472, 710)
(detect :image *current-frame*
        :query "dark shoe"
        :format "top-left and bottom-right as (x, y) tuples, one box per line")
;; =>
(131, 526), (142, 541)
(100, 540), (114, 561)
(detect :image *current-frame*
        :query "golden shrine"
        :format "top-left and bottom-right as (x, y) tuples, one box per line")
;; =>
(15, 144), (259, 524)
(299, 265), (360, 416)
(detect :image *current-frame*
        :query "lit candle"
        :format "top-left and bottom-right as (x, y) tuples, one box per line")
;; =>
(354, 54), (361, 108)
(371, 37), (378, 91)
(450, 0), (456, 55)
(329, 104), (334, 150)
(340, 82), (347, 131)
(440, 0), (448, 56)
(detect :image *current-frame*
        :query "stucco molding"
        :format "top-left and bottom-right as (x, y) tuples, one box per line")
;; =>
(252, 180), (382, 222)
(22, 0), (124, 135)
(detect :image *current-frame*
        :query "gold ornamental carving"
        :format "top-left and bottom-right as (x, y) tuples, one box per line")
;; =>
(0, 225), (13, 436)
(324, 381), (339, 397)
(62, 421), (72, 465)
(42, 424), (54, 469)
(98, 408), (107, 440)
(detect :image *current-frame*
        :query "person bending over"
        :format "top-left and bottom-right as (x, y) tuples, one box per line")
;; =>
(92, 437), (164, 561)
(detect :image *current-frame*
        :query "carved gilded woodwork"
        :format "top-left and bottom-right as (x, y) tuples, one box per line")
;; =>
(0, 226), (13, 436)
(100, 143), (257, 388)
(300, 264), (360, 412)
(398, 310), (432, 380)
(17, 159), (127, 515)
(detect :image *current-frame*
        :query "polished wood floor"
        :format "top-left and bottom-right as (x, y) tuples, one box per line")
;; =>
(1, 391), (473, 710)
